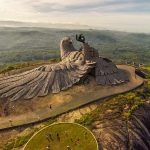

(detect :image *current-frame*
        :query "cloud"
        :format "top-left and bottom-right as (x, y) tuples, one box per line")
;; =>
(32, 2), (63, 13)
(31, 0), (150, 13)
(0, 0), (150, 33)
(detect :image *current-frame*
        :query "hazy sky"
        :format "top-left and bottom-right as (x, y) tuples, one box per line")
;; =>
(0, 0), (150, 33)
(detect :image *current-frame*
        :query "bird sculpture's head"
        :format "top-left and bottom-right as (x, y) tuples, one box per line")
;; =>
(60, 35), (99, 65)
(60, 36), (86, 65)
(60, 36), (77, 59)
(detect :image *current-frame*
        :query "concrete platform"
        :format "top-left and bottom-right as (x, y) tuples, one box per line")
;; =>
(0, 65), (143, 130)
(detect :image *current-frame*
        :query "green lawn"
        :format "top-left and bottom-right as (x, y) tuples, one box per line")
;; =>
(24, 123), (98, 150)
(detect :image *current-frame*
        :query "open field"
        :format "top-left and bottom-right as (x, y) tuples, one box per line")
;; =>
(24, 123), (98, 150)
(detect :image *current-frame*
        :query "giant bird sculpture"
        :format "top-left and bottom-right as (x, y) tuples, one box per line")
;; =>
(0, 35), (129, 101)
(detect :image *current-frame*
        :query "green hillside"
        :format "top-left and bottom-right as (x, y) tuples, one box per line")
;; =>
(0, 27), (150, 68)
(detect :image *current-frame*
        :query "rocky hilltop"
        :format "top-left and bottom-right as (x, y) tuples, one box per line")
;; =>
(58, 81), (150, 150)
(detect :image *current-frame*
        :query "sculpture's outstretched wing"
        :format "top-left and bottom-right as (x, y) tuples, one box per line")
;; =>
(0, 62), (92, 101)
(95, 58), (129, 85)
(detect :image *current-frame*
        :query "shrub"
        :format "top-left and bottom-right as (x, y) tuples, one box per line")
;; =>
(3, 132), (35, 150)
(75, 114), (94, 126)
(145, 74), (150, 79)
(123, 101), (144, 118)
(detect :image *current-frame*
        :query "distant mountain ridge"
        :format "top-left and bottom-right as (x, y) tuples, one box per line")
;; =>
(0, 21), (91, 29)
(0, 27), (150, 67)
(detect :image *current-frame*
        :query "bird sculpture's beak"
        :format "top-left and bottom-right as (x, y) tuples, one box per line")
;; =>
(69, 39), (73, 44)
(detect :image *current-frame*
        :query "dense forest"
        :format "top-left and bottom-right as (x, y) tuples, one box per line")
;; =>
(0, 27), (150, 68)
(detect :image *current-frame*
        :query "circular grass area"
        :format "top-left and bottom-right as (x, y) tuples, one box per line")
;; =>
(24, 123), (98, 150)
